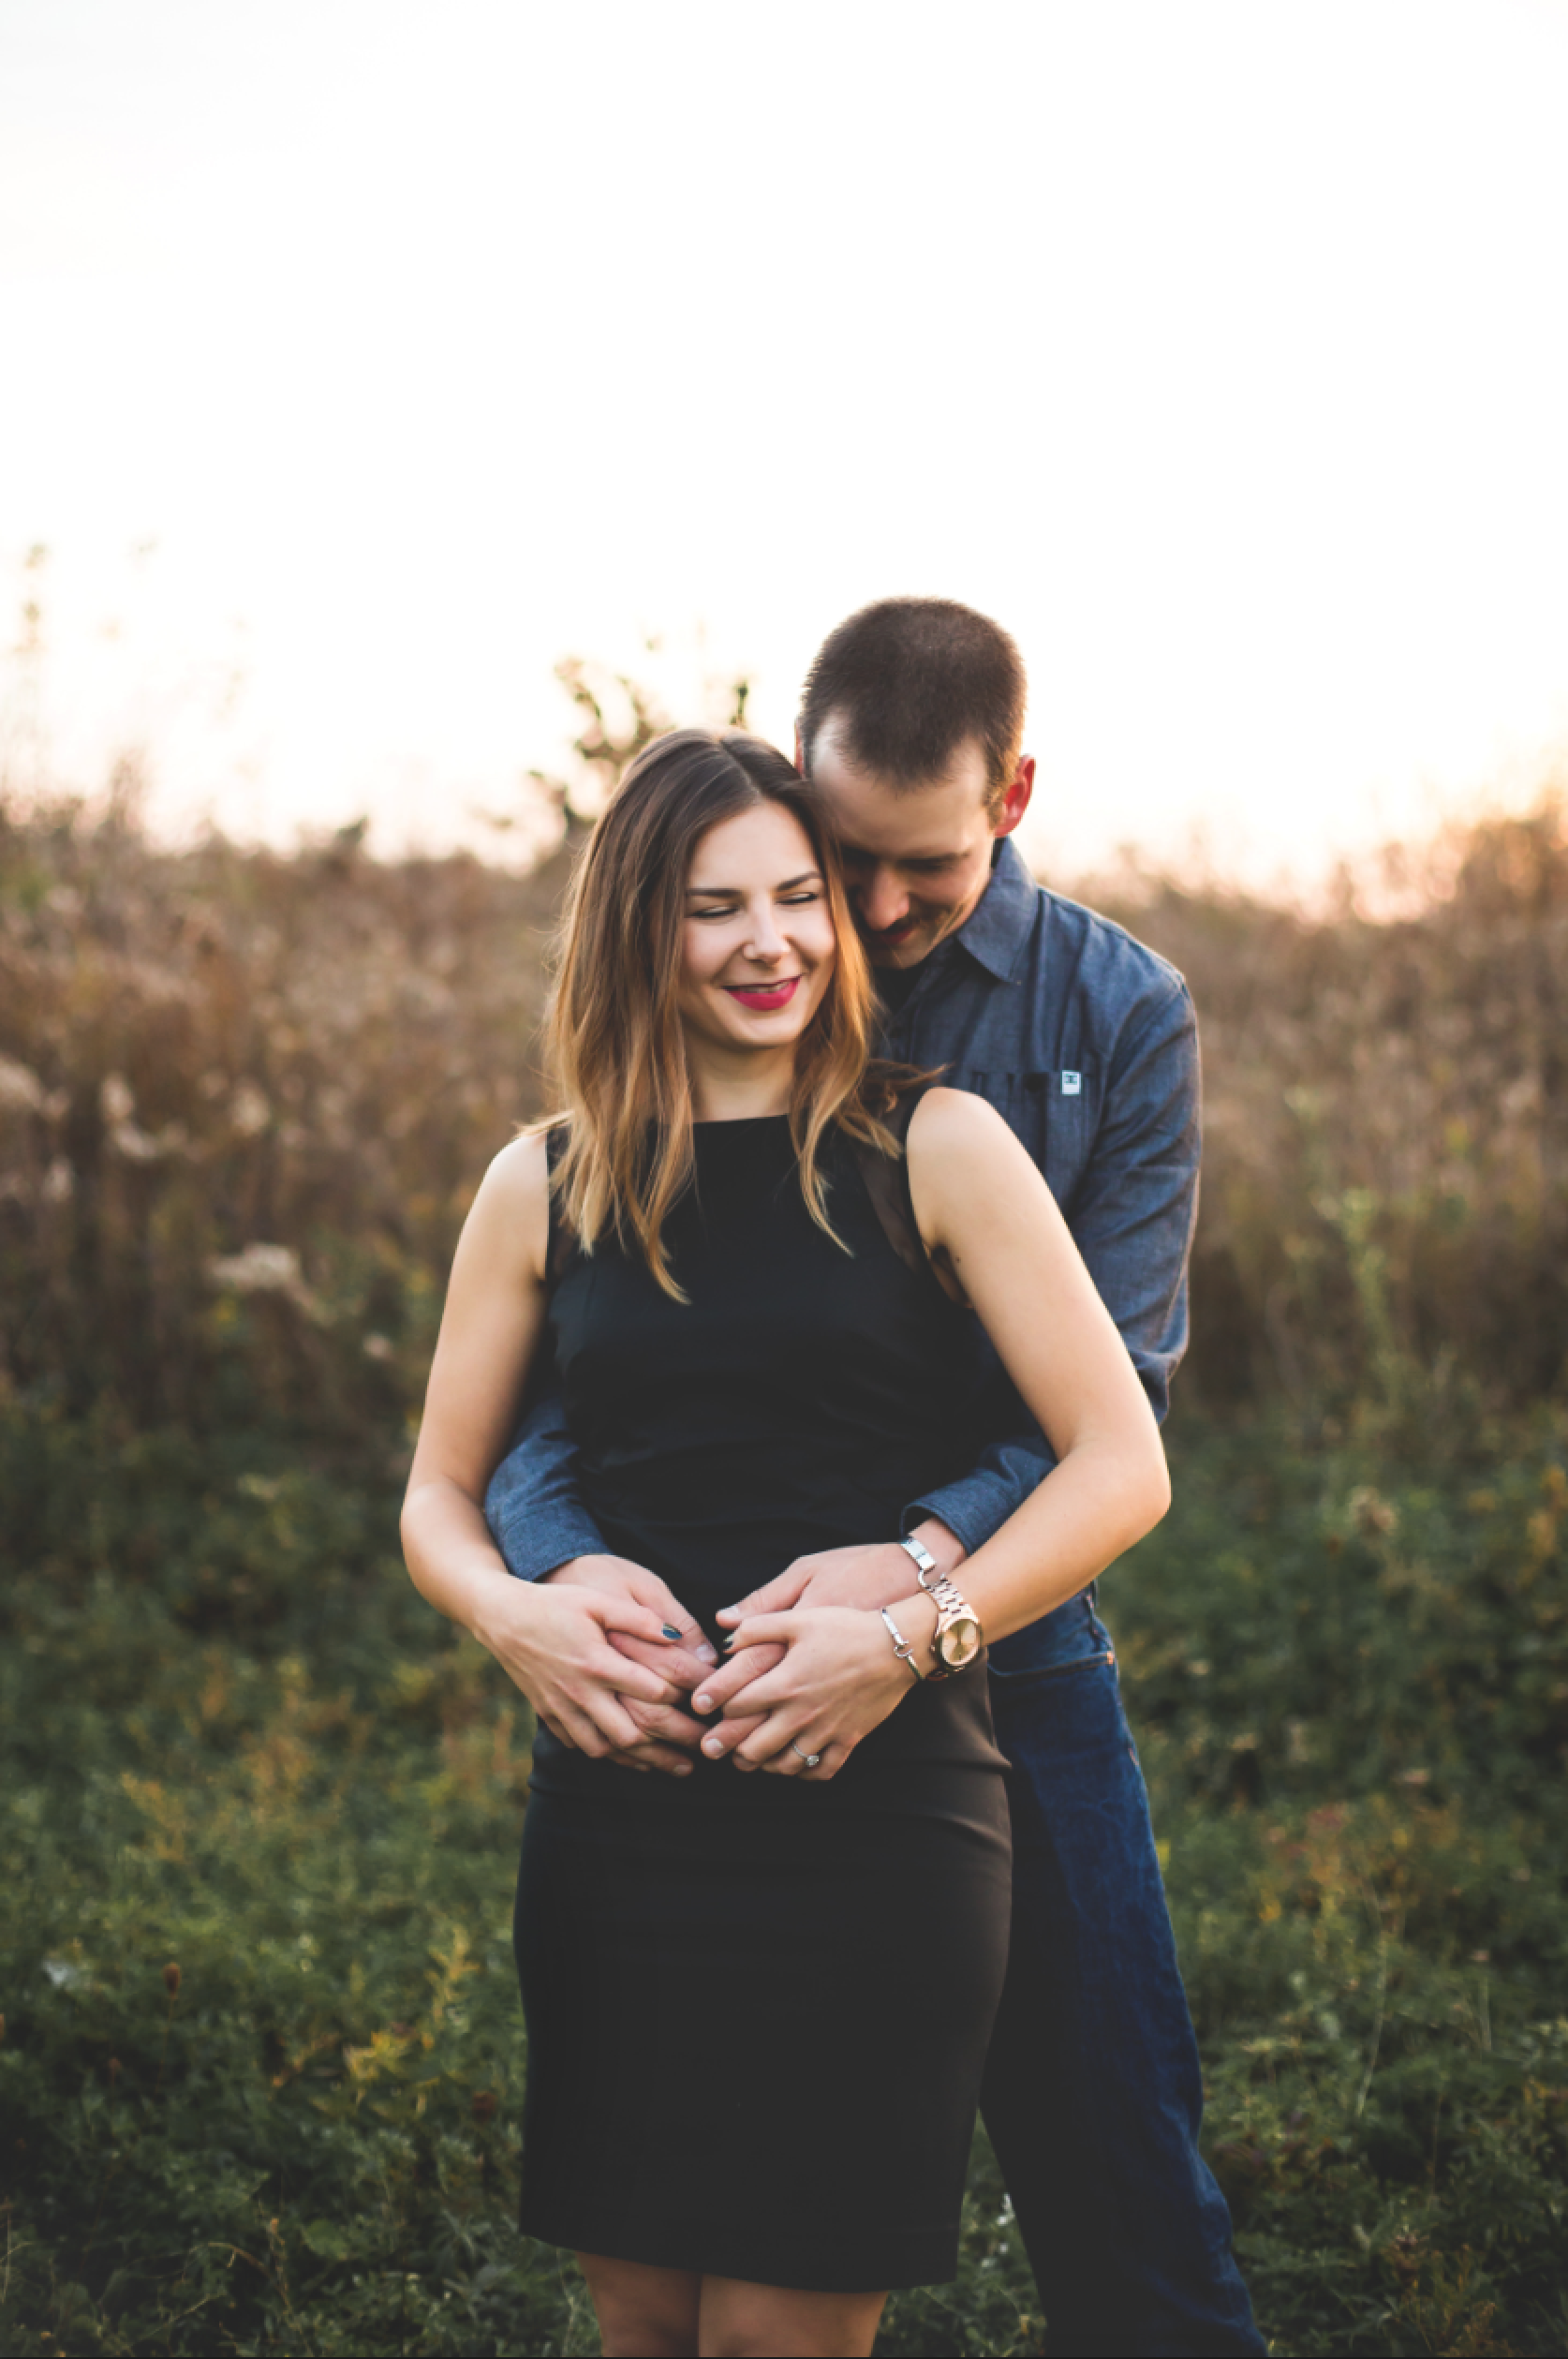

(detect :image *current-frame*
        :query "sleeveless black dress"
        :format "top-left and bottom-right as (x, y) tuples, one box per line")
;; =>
(513, 1114), (1013, 2293)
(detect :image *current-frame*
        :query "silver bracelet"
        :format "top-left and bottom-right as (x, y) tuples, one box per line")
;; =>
(899, 1533), (939, 1583)
(880, 1605), (925, 1682)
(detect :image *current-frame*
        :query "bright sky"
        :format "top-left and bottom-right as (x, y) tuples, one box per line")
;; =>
(3, 0), (1566, 886)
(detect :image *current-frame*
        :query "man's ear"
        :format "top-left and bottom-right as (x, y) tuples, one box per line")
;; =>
(793, 720), (806, 777)
(992, 756), (1035, 838)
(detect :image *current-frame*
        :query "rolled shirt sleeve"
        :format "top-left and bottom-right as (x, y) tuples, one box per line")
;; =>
(484, 1390), (609, 1582)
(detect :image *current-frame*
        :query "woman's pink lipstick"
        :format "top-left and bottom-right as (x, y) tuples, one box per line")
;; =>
(722, 975), (801, 1012)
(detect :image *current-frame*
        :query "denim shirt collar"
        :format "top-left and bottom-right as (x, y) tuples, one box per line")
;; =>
(953, 835), (1039, 984)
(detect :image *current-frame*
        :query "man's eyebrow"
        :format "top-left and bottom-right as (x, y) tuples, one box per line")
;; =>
(837, 845), (958, 865)
(686, 869), (822, 896)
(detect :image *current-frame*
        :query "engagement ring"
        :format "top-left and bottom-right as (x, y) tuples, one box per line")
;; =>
(791, 1741), (822, 1769)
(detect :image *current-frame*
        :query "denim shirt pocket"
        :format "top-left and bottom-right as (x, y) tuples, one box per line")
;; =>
(1030, 1061), (1101, 1210)
(958, 1069), (1014, 1125)
(958, 1065), (1101, 1208)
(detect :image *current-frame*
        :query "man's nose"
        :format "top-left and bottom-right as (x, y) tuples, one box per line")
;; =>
(856, 868), (910, 935)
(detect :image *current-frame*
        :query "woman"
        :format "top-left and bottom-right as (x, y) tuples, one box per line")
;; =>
(402, 729), (1169, 2359)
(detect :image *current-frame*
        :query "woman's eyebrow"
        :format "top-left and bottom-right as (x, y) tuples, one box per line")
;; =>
(686, 869), (822, 897)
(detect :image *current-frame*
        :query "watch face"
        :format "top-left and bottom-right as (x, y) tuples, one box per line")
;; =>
(938, 1615), (983, 1669)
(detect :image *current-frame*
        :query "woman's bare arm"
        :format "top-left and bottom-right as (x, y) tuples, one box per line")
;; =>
(401, 1134), (695, 1764)
(897, 1085), (1171, 1639)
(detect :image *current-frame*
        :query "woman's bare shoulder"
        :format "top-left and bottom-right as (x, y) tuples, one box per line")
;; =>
(486, 1125), (554, 1196)
(905, 1084), (1016, 1160)
(464, 1126), (554, 1276)
(905, 1085), (1058, 1219)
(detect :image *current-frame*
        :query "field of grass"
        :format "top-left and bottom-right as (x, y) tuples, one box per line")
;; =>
(4, 1404), (1564, 2356)
(2, 726), (1565, 2354)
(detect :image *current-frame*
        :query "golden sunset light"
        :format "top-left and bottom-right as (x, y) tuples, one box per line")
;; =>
(4, 0), (1566, 881)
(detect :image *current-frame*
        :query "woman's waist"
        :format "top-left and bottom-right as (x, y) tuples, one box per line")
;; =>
(579, 1432), (963, 1525)
(583, 1460), (947, 1561)
(529, 1669), (1008, 1807)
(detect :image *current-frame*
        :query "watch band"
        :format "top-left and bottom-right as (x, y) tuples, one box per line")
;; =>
(919, 1572), (983, 1678)
(880, 1606), (925, 1682)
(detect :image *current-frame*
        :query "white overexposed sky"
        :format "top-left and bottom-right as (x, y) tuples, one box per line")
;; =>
(2, 0), (1566, 886)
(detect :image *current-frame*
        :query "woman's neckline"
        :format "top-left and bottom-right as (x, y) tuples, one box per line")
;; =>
(691, 1112), (792, 1129)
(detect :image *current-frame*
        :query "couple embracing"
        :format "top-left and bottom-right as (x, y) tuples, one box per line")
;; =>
(402, 600), (1263, 2358)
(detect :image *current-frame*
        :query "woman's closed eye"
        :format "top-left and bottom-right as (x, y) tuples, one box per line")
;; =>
(690, 889), (821, 919)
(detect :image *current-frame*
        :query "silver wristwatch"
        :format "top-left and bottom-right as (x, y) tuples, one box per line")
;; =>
(898, 1535), (984, 1679)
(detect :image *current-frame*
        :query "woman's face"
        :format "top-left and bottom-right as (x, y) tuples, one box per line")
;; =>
(676, 801), (838, 1059)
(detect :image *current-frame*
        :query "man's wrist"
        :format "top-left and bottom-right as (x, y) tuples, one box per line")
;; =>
(540, 1551), (616, 1585)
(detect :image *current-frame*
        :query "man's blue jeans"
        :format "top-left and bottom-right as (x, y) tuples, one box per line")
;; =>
(982, 1597), (1263, 2357)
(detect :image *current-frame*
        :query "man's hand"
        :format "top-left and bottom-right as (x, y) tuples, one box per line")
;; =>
(547, 1552), (717, 1686)
(542, 1553), (716, 1774)
(691, 1521), (965, 1760)
(477, 1576), (688, 1765)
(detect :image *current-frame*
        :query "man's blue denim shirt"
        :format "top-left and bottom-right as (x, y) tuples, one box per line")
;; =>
(484, 836), (1200, 1582)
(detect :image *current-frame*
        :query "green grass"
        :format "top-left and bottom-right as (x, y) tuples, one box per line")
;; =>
(2, 1402), (1565, 2356)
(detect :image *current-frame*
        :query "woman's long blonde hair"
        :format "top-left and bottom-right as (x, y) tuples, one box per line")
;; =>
(547, 728), (899, 1298)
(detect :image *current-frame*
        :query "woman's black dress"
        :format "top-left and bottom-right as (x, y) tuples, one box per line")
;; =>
(514, 1114), (1012, 2293)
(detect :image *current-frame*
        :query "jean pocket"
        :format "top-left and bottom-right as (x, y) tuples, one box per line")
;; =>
(988, 1646), (1116, 1691)
(988, 1595), (1112, 1679)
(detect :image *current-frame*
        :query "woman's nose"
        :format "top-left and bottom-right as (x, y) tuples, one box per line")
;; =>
(743, 907), (788, 961)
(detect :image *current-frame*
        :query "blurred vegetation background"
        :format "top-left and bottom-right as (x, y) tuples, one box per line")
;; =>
(1, 667), (1565, 2356)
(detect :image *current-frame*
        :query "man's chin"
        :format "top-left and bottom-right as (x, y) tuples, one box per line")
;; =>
(863, 926), (938, 970)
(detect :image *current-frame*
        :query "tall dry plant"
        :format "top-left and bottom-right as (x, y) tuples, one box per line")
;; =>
(0, 805), (559, 1450)
(4, 688), (1565, 1466)
(1091, 796), (1568, 1423)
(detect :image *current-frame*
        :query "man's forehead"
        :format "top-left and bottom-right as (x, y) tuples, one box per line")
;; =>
(811, 710), (990, 793)
(808, 715), (993, 850)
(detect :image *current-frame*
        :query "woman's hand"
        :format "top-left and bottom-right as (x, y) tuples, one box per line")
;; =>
(474, 1573), (699, 1772)
(692, 1521), (964, 1750)
(709, 1605), (926, 1780)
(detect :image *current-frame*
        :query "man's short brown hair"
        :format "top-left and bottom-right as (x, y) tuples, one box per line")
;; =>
(798, 597), (1027, 812)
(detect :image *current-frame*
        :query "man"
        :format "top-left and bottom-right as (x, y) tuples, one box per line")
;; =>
(487, 598), (1262, 2356)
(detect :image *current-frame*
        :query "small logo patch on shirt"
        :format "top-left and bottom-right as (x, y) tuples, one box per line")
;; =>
(1061, 1070), (1082, 1096)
